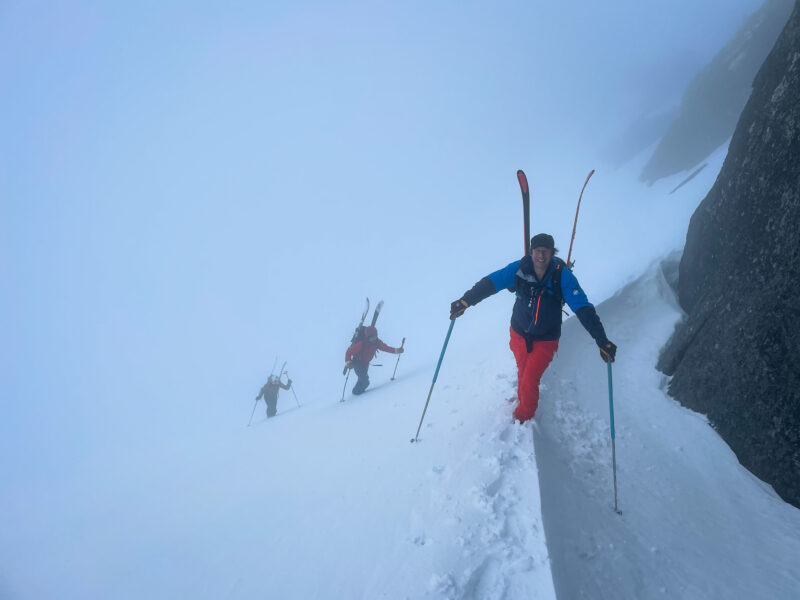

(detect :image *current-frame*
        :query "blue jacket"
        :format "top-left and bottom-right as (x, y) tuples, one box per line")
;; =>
(461, 255), (609, 348)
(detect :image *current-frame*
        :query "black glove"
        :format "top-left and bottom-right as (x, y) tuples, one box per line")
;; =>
(287, 379), (293, 387)
(599, 341), (617, 363)
(450, 298), (469, 320)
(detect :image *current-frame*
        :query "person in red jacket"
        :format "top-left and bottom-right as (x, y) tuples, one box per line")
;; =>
(344, 325), (404, 395)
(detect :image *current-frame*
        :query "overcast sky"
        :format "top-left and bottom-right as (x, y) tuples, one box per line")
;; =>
(1, 0), (765, 523)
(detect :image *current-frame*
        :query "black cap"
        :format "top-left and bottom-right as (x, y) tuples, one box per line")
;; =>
(530, 233), (555, 250)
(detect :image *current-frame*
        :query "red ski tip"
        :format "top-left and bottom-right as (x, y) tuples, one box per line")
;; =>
(516, 170), (529, 194)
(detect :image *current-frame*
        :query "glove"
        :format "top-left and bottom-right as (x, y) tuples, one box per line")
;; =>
(345, 361), (353, 370)
(396, 347), (404, 354)
(599, 341), (617, 363)
(287, 379), (293, 387)
(450, 298), (469, 320)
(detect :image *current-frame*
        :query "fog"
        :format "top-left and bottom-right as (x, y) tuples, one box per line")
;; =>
(1, 0), (765, 594)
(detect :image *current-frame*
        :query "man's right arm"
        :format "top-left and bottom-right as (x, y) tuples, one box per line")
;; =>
(345, 341), (360, 363)
(451, 260), (520, 319)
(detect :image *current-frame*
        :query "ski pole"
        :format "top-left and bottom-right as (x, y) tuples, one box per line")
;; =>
(411, 320), (455, 443)
(566, 169), (594, 270)
(391, 337), (406, 380)
(341, 368), (350, 402)
(607, 361), (621, 514)
(283, 373), (300, 407)
(247, 398), (259, 426)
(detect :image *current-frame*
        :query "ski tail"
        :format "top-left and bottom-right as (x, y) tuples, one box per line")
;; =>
(361, 297), (370, 325)
(566, 169), (595, 270)
(351, 297), (371, 342)
(370, 300), (384, 327)
(517, 170), (530, 256)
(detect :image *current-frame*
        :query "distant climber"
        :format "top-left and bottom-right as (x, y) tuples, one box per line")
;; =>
(344, 325), (404, 395)
(255, 375), (292, 418)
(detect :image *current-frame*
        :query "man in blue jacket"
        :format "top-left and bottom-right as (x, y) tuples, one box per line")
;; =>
(450, 233), (616, 423)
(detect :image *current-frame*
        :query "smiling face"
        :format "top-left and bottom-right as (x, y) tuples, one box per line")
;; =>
(531, 246), (554, 270)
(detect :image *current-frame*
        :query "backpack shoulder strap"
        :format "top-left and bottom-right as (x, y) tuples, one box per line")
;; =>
(551, 258), (566, 304)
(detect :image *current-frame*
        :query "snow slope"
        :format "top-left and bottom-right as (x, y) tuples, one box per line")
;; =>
(4, 258), (800, 599)
(223, 303), (558, 600)
(535, 258), (800, 600)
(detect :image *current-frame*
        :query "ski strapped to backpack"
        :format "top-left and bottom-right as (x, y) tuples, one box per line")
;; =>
(350, 297), (370, 343)
(566, 169), (595, 270)
(275, 361), (287, 382)
(349, 298), (384, 347)
(505, 169), (531, 294)
(370, 300), (384, 327)
(517, 169), (530, 256)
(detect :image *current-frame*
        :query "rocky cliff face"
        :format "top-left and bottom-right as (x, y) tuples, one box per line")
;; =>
(658, 1), (800, 507)
(640, 0), (793, 184)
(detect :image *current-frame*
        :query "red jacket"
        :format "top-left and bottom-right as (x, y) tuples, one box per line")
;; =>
(345, 326), (399, 363)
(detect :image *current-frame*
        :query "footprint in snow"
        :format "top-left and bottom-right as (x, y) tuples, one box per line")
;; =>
(462, 557), (504, 600)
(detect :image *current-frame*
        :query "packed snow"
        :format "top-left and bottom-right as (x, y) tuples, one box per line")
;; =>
(5, 255), (800, 599)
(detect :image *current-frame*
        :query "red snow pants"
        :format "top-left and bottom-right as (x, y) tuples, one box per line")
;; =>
(509, 327), (558, 422)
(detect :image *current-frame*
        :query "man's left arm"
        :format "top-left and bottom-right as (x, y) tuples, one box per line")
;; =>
(377, 339), (402, 354)
(561, 269), (615, 361)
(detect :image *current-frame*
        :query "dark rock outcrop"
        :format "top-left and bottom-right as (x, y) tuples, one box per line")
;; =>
(640, 0), (793, 185)
(658, 1), (800, 507)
